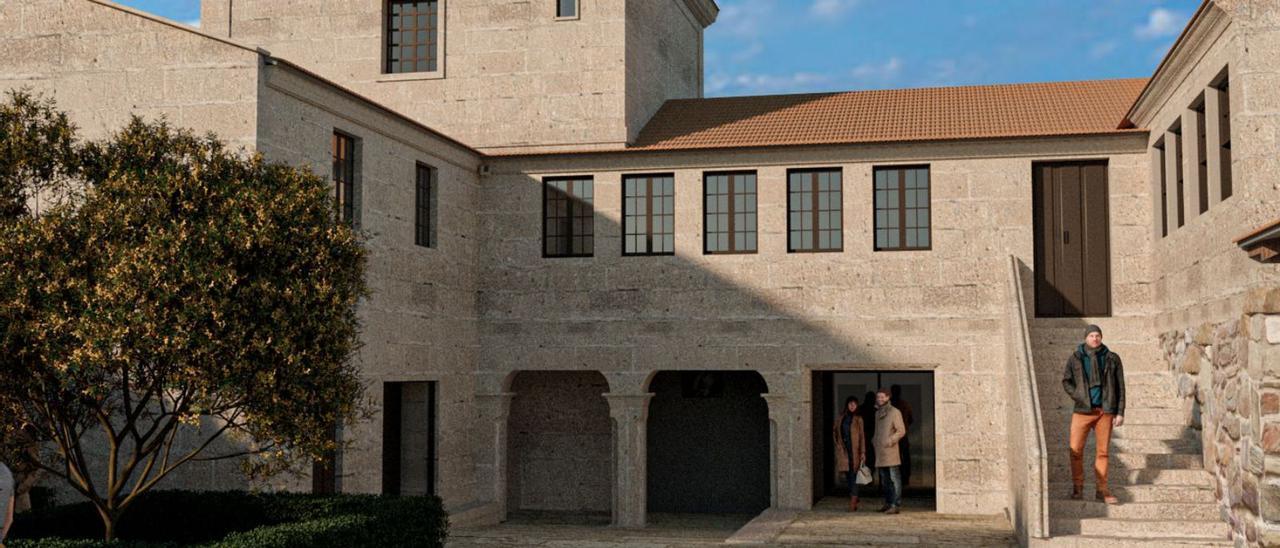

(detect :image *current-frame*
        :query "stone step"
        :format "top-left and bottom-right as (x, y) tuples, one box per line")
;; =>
(1048, 467), (1212, 487)
(1038, 423), (1197, 440)
(1048, 499), (1219, 520)
(1047, 451), (1203, 470)
(1107, 436), (1201, 455)
(1049, 483), (1217, 504)
(1051, 518), (1231, 539)
(1031, 534), (1234, 547)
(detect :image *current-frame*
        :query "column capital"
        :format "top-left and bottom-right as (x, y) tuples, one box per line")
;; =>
(603, 392), (654, 421)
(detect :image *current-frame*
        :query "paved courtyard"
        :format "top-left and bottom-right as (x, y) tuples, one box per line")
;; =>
(448, 497), (1016, 547)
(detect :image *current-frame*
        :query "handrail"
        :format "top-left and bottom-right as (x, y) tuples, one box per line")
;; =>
(1004, 255), (1050, 541)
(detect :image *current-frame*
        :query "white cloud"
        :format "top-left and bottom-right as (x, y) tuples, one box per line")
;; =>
(1135, 8), (1183, 39)
(810, 0), (858, 18)
(709, 71), (834, 95)
(732, 41), (765, 63)
(714, 2), (774, 38)
(850, 57), (902, 81)
(182, 18), (201, 28)
(1089, 41), (1117, 59)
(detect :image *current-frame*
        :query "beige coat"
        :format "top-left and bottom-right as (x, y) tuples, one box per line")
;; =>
(833, 413), (865, 473)
(873, 404), (906, 467)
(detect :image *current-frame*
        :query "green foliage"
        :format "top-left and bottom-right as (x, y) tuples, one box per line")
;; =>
(0, 89), (78, 218)
(0, 91), (369, 539)
(7, 491), (448, 548)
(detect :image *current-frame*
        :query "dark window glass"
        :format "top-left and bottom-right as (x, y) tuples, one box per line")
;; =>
(1193, 97), (1209, 215)
(788, 169), (842, 252)
(386, 1), (438, 74)
(415, 163), (435, 248)
(703, 172), (757, 254)
(623, 174), (675, 256)
(874, 166), (930, 251)
(543, 177), (594, 257)
(1172, 124), (1185, 228)
(1155, 142), (1167, 238)
(557, 0), (577, 17)
(332, 131), (356, 224)
(1215, 75), (1232, 200)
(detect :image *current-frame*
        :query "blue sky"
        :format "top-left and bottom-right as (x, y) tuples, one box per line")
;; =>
(117, 0), (1199, 97)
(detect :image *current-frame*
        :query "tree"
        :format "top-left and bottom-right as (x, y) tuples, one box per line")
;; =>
(0, 91), (368, 540)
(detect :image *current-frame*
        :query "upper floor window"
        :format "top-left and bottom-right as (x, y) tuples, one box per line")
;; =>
(874, 166), (930, 251)
(332, 131), (357, 224)
(556, 0), (578, 18)
(386, 1), (439, 74)
(787, 168), (843, 252)
(544, 177), (593, 257)
(415, 162), (436, 248)
(623, 174), (674, 256)
(1211, 71), (1232, 201)
(704, 171), (757, 254)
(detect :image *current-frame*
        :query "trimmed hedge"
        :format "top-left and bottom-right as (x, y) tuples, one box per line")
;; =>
(7, 491), (448, 548)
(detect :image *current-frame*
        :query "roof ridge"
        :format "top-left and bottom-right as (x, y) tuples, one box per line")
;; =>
(674, 76), (1150, 104)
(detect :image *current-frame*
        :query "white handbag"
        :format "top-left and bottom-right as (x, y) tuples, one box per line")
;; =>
(855, 464), (873, 485)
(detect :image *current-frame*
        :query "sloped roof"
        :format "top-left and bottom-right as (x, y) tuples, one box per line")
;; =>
(628, 78), (1149, 152)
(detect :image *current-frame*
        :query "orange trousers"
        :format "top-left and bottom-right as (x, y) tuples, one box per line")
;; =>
(1069, 408), (1114, 489)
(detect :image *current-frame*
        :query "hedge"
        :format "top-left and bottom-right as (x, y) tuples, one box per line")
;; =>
(6, 491), (448, 548)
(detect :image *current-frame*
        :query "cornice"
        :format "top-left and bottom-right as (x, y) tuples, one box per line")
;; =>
(682, 0), (719, 28)
(1126, 1), (1232, 128)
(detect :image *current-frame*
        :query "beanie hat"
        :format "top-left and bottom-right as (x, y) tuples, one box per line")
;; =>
(1084, 324), (1102, 338)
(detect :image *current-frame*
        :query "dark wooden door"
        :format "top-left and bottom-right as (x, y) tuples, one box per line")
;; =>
(1033, 161), (1111, 317)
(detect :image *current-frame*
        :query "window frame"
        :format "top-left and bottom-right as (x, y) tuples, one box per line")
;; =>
(786, 167), (844, 253)
(332, 130), (357, 225)
(621, 173), (676, 257)
(555, 0), (580, 20)
(542, 176), (595, 258)
(382, 0), (446, 79)
(872, 165), (932, 252)
(702, 170), (759, 255)
(415, 162), (436, 248)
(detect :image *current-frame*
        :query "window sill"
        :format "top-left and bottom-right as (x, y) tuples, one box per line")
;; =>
(377, 71), (445, 83)
(554, 15), (580, 21)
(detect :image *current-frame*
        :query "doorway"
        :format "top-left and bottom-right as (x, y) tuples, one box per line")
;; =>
(1033, 160), (1111, 317)
(382, 381), (437, 496)
(811, 371), (935, 505)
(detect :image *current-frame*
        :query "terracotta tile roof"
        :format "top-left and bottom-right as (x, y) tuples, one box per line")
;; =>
(629, 78), (1149, 152)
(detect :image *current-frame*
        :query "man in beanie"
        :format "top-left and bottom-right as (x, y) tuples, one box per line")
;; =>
(1062, 324), (1125, 504)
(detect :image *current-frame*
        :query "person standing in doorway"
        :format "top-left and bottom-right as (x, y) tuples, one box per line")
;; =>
(859, 391), (878, 471)
(873, 389), (906, 514)
(1, 461), (14, 547)
(1062, 324), (1126, 505)
(833, 395), (867, 512)
(890, 384), (914, 489)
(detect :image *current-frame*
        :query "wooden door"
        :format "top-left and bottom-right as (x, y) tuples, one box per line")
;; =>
(1034, 161), (1111, 317)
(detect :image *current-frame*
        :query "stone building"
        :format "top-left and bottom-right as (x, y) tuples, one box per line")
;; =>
(1, 0), (1279, 545)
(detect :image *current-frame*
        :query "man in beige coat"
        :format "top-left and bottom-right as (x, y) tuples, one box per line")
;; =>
(873, 389), (907, 514)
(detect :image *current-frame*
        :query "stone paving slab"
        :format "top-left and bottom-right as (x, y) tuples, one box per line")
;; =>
(448, 498), (1016, 547)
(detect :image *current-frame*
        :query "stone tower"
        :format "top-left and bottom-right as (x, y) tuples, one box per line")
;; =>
(200, 0), (718, 153)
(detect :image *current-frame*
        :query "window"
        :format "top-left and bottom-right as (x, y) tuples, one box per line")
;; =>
(874, 166), (930, 251)
(1192, 96), (1209, 215)
(543, 177), (593, 257)
(623, 174), (674, 256)
(704, 172), (757, 254)
(386, 1), (439, 74)
(415, 163), (436, 248)
(1170, 121), (1185, 228)
(556, 0), (577, 18)
(332, 131), (356, 224)
(1154, 139), (1168, 237)
(787, 168), (843, 252)
(1212, 73), (1232, 200)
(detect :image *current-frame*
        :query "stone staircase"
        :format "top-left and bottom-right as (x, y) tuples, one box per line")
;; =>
(1028, 319), (1232, 547)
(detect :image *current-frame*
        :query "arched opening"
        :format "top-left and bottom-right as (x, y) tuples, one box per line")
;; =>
(506, 370), (611, 521)
(646, 370), (770, 514)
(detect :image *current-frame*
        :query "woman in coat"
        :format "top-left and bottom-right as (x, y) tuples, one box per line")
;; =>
(833, 395), (867, 512)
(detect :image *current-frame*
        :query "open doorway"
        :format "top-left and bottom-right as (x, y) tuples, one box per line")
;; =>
(811, 370), (936, 509)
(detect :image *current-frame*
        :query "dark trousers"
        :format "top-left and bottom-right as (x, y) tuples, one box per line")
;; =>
(878, 466), (901, 507)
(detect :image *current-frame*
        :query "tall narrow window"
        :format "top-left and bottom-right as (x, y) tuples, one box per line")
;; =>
(874, 166), (930, 251)
(1171, 122), (1185, 228)
(332, 131), (356, 224)
(1154, 140), (1168, 237)
(704, 172), (757, 254)
(386, 1), (439, 74)
(623, 174), (675, 256)
(556, 0), (577, 18)
(1192, 97), (1209, 215)
(543, 177), (594, 257)
(415, 163), (436, 248)
(1214, 75), (1232, 200)
(788, 168), (843, 252)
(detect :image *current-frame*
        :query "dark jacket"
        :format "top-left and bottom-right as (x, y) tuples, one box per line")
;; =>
(1062, 344), (1125, 416)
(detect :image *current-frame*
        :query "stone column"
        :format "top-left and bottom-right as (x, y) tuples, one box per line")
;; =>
(605, 393), (652, 528)
(762, 393), (812, 511)
(475, 392), (515, 521)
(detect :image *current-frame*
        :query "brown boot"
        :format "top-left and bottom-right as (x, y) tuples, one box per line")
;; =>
(1095, 488), (1118, 505)
(849, 495), (859, 512)
(1070, 485), (1083, 500)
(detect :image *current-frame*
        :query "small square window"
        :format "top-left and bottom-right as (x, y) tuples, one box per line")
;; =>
(557, 0), (578, 18)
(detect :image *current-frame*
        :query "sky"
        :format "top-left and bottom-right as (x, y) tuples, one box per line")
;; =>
(116, 0), (1199, 97)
